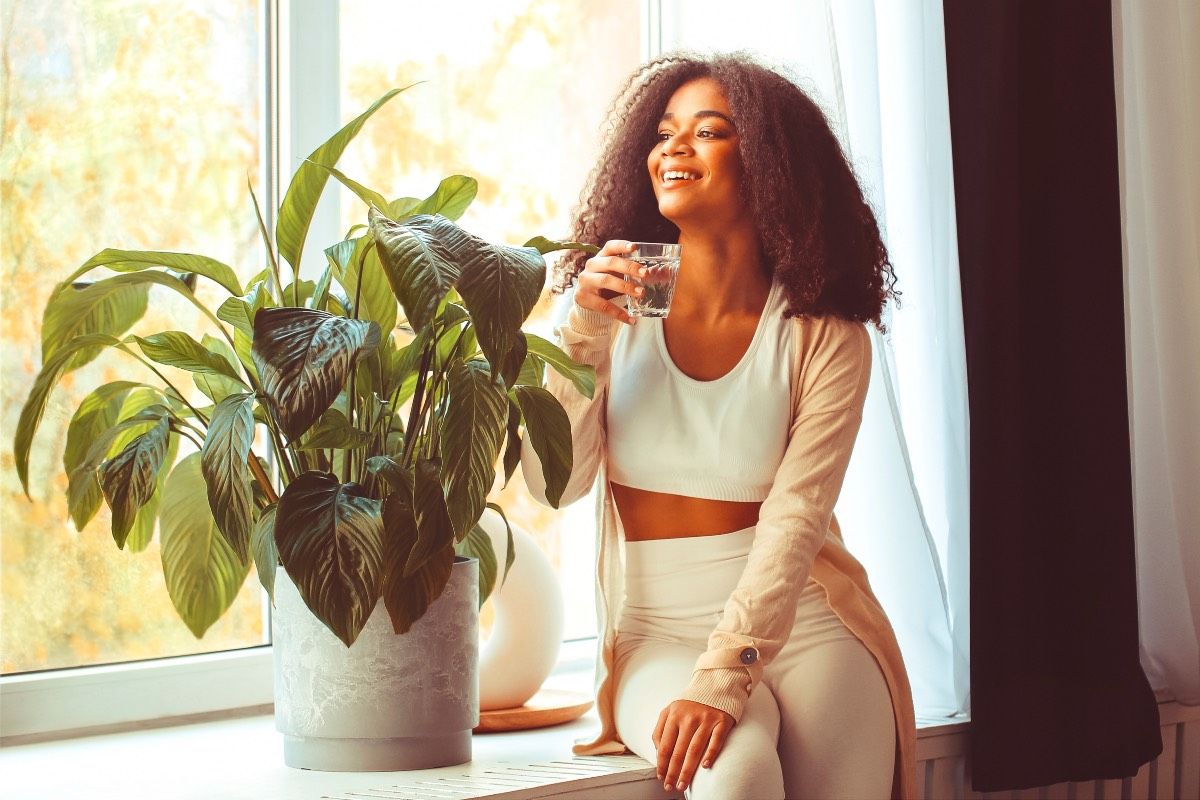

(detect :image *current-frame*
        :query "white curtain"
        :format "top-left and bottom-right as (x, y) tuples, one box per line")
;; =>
(658, 0), (970, 726)
(1112, 0), (1200, 706)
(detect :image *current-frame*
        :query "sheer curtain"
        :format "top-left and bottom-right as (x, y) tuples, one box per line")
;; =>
(658, 0), (969, 726)
(1112, 0), (1200, 707)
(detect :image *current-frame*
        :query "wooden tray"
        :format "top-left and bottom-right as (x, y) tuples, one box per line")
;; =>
(474, 689), (594, 733)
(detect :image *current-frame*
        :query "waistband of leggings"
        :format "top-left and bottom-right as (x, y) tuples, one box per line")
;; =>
(623, 525), (756, 573)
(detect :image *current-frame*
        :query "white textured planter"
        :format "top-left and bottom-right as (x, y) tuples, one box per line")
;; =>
(272, 556), (479, 772)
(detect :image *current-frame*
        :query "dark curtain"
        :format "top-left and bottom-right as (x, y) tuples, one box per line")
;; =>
(942, 0), (1162, 792)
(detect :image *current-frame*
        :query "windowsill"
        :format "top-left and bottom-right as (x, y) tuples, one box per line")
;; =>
(1, 661), (973, 800)
(0, 665), (685, 800)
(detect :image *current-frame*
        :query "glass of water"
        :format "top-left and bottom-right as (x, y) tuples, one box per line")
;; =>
(624, 242), (682, 317)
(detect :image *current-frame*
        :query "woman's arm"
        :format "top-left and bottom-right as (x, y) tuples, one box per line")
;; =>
(675, 317), (873, 722)
(520, 285), (617, 508)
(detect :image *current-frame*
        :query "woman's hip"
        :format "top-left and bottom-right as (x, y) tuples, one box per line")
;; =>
(617, 525), (857, 652)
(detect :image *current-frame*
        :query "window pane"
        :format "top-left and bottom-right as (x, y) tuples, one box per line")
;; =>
(337, 1), (642, 640)
(1, 0), (267, 674)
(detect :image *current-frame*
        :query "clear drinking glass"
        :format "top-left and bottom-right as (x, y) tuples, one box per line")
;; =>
(624, 242), (682, 317)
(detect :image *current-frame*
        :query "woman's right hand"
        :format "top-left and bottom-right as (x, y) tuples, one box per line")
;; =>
(574, 240), (646, 326)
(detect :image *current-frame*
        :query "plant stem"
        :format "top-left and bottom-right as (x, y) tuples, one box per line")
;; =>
(402, 343), (434, 469)
(247, 449), (279, 503)
(247, 177), (284, 305)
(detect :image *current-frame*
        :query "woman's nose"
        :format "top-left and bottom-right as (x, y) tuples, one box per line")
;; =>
(660, 132), (692, 156)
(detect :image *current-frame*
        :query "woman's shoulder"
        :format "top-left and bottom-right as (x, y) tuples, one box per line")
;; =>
(786, 313), (872, 410)
(787, 312), (871, 358)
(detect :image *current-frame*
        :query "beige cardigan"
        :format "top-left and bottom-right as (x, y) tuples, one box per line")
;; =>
(521, 296), (918, 800)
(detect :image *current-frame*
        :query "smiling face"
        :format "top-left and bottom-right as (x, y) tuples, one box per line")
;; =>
(646, 77), (746, 227)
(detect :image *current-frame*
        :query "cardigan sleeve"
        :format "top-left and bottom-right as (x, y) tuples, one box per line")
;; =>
(520, 285), (619, 508)
(675, 317), (873, 722)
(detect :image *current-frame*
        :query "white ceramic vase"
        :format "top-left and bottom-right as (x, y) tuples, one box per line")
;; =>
(475, 506), (565, 710)
(272, 556), (479, 771)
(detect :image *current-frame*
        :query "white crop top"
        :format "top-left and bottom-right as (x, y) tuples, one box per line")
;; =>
(605, 279), (796, 501)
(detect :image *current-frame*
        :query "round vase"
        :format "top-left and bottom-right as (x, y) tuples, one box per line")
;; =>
(272, 556), (479, 771)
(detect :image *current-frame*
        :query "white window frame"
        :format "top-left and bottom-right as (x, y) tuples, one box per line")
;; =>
(1, 0), (655, 742)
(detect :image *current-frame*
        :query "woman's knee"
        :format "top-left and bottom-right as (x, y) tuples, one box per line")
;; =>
(686, 683), (786, 800)
(772, 638), (896, 799)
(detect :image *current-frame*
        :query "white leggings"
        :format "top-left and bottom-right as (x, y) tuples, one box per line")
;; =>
(613, 526), (895, 800)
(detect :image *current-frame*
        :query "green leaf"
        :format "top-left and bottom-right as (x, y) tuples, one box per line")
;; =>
(66, 389), (167, 530)
(454, 523), (497, 609)
(98, 416), (171, 548)
(380, 473), (454, 634)
(67, 249), (243, 296)
(386, 213), (546, 374)
(368, 209), (461, 332)
(295, 407), (373, 451)
(274, 471), (385, 647)
(512, 385), (573, 508)
(307, 161), (390, 213)
(522, 236), (600, 256)
(14, 333), (123, 496)
(484, 501), (516, 589)
(125, 433), (178, 553)
(217, 281), (272, 335)
(497, 331), (528, 390)
(136, 331), (247, 383)
(41, 278), (148, 372)
(251, 307), (381, 441)
(281, 278), (317, 308)
(525, 333), (596, 399)
(311, 262), (337, 313)
(501, 400), (522, 490)
(328, 236), (397, 334)
(407, 457), (455, 576)
(200, 392), (257, 563)
(276, 85), (414, 275)
(251, 503), (278, 601)
(233, 328), (258, 383)
(400, 176), (478, 221)
(439, 361), (508, 541)
(160, 454), (251, 638)
(64, 381), (145, 473)
(364, 455), (407, 491)
(194, 335), (247, 404)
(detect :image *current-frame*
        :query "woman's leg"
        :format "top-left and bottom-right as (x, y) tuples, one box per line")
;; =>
(614, 633), (787, 800)
(766, 634), (896, 800)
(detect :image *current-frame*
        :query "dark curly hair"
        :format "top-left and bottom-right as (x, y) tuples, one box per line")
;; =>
(551, 50), (901, 333)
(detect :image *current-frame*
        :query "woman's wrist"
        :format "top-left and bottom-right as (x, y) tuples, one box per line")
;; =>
(567, 301), (616, 337)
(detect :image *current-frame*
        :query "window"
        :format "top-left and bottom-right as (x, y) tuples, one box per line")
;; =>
(1, 0), (646, 737)
(1, 0), (269, 677)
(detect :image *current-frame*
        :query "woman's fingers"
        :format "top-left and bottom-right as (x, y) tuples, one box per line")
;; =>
(700, 716), (732, 770)
(651, 701), (737, 792)
(573, 240), (650, 323)
(655, 716), (680, 782)
(674, 725), (713, 792)
(663, 718), (699, 791)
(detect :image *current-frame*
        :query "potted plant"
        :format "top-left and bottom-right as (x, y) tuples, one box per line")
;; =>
(13, 86), (598, 771)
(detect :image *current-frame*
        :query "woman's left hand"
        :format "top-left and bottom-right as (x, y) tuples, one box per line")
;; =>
(652, 699), (735, 792)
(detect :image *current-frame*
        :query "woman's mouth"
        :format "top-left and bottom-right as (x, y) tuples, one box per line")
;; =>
(661, 169), (701, 188)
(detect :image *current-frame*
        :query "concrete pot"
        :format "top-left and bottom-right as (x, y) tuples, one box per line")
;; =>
(272, 556), (479, 771)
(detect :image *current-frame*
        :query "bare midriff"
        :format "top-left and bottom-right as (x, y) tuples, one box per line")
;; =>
(610, 481), (762, 541)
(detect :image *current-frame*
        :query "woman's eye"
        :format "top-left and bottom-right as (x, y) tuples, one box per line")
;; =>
(657, 132), (672, 141)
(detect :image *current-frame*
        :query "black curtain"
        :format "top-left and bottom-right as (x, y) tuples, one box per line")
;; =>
(943, 0), (1162, 792)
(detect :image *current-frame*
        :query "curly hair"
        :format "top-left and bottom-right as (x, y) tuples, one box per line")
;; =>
(551, 50), (901, 333)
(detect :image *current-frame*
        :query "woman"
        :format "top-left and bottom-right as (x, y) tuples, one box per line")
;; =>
(522, 51), (916, 799)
